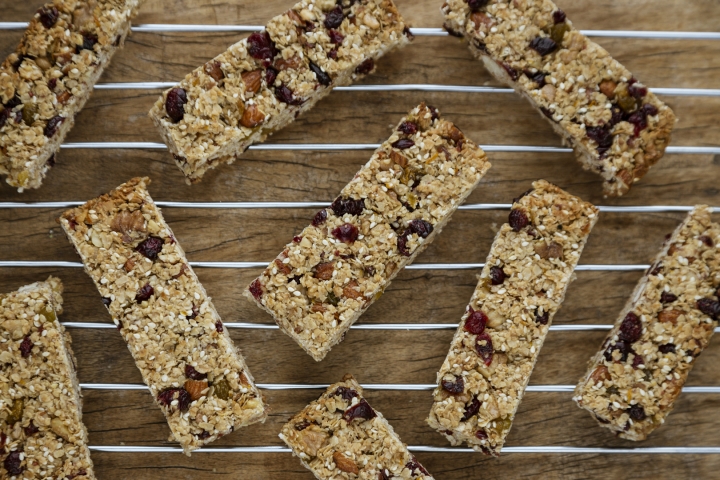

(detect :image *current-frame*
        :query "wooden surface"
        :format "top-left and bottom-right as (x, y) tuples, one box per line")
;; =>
(2, 0), (720, 478)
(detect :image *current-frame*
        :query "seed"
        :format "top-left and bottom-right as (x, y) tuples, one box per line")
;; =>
(165, 88), (187, 123)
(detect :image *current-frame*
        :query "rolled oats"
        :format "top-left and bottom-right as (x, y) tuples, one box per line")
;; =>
(280, 374), (434, 479)
(244, 103), (491, 361)
(0, 0), (143, 191)
(427, 180), (598, 455)
(574, 206), (720, 440)
(442, 0), (676, 196)
(149, 0), (412, 183)
(0, 277), (95, 478)
(58, 177), (266, 455)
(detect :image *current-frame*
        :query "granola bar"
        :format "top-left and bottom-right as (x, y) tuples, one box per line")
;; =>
(149, 0), (411, 183)
(1, 277), (95, 479)
(58, 177), (266, 454)
(427, 180), (598, 456)
(0, 0), (142, 191)
(573, 206), (720, 441)
(244, 103), (491, 361)
(442, 0), (676, 196)
(280, 374), (434, 479)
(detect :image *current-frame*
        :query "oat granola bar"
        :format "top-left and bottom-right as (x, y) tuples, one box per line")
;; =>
(0, 0), (142, 191)
(573, 206), (720, 441)
(58, 177), (266, 454)
(1, 277), (95, 479)
(442, 0), (676, 196)
(280, 374), (434, 479)
(427, 180), (598, 455)
(244, 103), (491, 361)
(149, 0), (411, 183)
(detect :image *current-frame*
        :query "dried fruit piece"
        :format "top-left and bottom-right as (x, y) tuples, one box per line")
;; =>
(79, 32), (98, 51)
(165, 88), (187, 123)
(475, 332), (493, 365)
(247, 31), (277, 62)
(462, 396), (481, 421)
(185, 364), (208, 380)
(136, 236), (164, 260)
(331, 197), (365, 216)
(38, 5), (59, 28)
(535, 309), (549, 325)
(586, 125), (613, 151)
(309, 61), (331, 86)
(213, 378), (231, 400)
(324, 6), (344, 29)
(23, 422), (39, 437)
(343, 398), (376, 422)
(44, 115), (65, 137)
(274, 84), (304, 105)
(391, 138), (414, 150)
(266, 66), (279, 86)
(405, 456), (430, 476)
(549, 22), (570, 45)
(529, 36), (557, 56)
(3, 451), (23, 476)
(333, 451), (359, 474)
(658, 343), (676, 354)
(184, 379), (209, 401)
(464, 308), (487, 335)
(249, 279), (263, 300)
(508, 208), (529, 231)
(135, 283), (154, 303)
(241, 70), (263, 93)
(553, 9), (567, 23)
(331, 223), (359, 243)
(604, 340), (633, 362)
(627, 404), (646, 421)
(441, 376), (464, 394)
(355, 58), (374, 75)
(697, 298), (720, 320)
(466, 0), (489, 11)
(240, 104), (265, 128)
(660, 291), (678, 304)
(19, 335), (33, 358)
(7, 399), (24, 425)
(312, 209), (328, 226)
(157, 387), (192, 412)
(618, 312), (642, 343)
(333, 387), (358, 401)
(398, 121), (418, 135)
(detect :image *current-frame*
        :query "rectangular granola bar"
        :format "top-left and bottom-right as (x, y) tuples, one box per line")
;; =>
(1, 277), (95, 479)
(244, 103), (491, 361)
(427, 180), (598, 455)
(0, 0), (142, 191)
(280, 374), (434, 479)
(442, 0), (676, 196)
(58, 177), (266, 454)
(573, 206), (720, 440)
(149, 0), (411, 183)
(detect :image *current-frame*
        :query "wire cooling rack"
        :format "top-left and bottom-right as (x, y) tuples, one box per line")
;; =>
(1, 16), (720, 464)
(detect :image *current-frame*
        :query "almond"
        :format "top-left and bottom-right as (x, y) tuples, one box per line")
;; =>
(534, 241), (563, 260)
(274, 258), (292, 275)
(589, 365), (611, 384)
(343, 280), (362, 299)
(333, 451), (359, 474)
(203, 60), (224, 82)
(314, 262), (334, 280)
(390, 150), (407, 167)
(241, 70), (263, 94)
(184, 379), (209, 401)
(274, 55), (302, 71)
(599, 79), (617, 98)
(658, 309), (682, 325)
(240, 104), (265, 128)
(298, 425), (328, 457)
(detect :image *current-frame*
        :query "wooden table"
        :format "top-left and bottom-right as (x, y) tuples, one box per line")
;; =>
(2, 0), (719, 478)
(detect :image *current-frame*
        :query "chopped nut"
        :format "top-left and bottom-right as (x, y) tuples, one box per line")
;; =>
(314, 262), (334, 280)
(275, 258), (292, 275)
(390, 150), (408, 167)
(589, 365), (611, 384)
(203, 60), (224, 82)
(534, 241), (563, 260)
(241, 70), (263, 94)
(184, 379), (209, 401)
(51, 417), (71, 441)
(343, 280), (362, 299)
(333, 451), (360, 474)
(240, 104), (265, 128)
(658, 309), (682, 324)
(110, 210), (146, 235)
(297, 424), (328, 457)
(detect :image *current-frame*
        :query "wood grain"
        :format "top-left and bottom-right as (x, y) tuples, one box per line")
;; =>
(1, 0), (720, 478)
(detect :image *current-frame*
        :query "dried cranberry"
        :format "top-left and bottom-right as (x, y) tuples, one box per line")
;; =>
(309, 61), (331, 86)
(608, 105), (624, 127)
(699, 235), (714, 247)
(660, 291), (678, 304)
(501, 62), (519, 81)
(407, 219), (433, 238)
(135, 283), (154, 303)
(529, 36), (557, 56)
(475, 429), (488, 440)
(659, 343), (676, 354)
(405, 456), (430, 475)
(535, 309), (549, 325)
(391, 138), (414, 150)
(697, 298), (720, 320)
(185, 364), (207, 380)
(157, 387), (192, 412)
(508, 208), (529, 231)
(464, 308), (487, 335)
(552, 10), (566, 23)
(604, 340), (633, 362)
(295, 420), (311, 431)
(165, 88), (187, 123)
(628, 83), (648, 100)
(378, 469), (390, 480)
(328, 29), (345, 45)
(46, 154), (56, 167)
(331, 223), (359, 243)
(355, 58), (374, 75)
(324, 5), (344, 29)
(398, 121), (418, 135)
(102, 297), (112, 307)
(327, 47), (339, 59)
(466, 0), (489, 12)
(641, 103), (658, 117)
(19, 335), (33, 358)
(331, 197), (365, 216)
(649, 263), (663, 276)
(212, 320), (223, 333)
(249, 279), (263, 300)
(333, 387), (359, 401)
(136, 236), (164, 260)
(43, 115), (65, 137)
(247, 31), (277, 62)
(475, 332), (493, 365)
(526, 70), (547, 87)
(265, 66), (278, 86)
(441, 376), (465, 394)
(627, 110), (648, 137)
(3, 451), (23, 475)
(197, 430), (211, 439)
(274, 84), (303, 105)
(24, 422), (39, 436)
(627, 404), (646, 421)
(586, 125), (613, 149)
(462, 396), (481, 421)
(38, 6), (59, 28)
(489, 266), (506, 285)
(78, 32), (98, 51)
(631, 354), (644, 369)
(619, 312), (642, 343)
(540, 107), (553, 119)
(343, 398), (376, 422)
(312, 209), (328, 226)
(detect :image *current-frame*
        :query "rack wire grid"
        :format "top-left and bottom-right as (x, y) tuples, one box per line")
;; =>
(1, 0), (720, 475)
